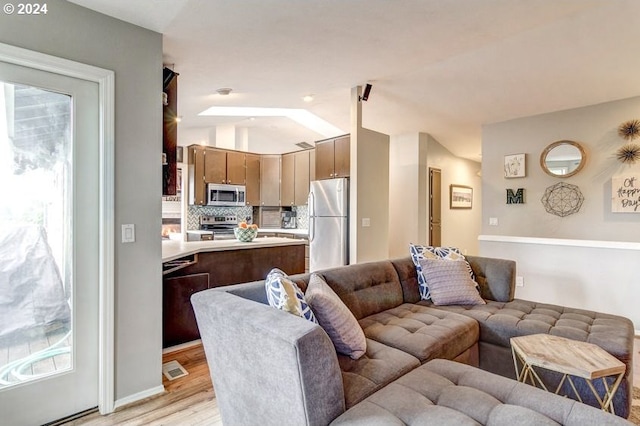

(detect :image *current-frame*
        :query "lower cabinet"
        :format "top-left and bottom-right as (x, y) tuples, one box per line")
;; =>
(163, 273), (209, 348)
(162, 244), (305, 348)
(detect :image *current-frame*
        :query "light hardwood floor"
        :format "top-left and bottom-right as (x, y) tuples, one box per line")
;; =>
(63, 338), (640, 425)
(61, 344), (221, 426)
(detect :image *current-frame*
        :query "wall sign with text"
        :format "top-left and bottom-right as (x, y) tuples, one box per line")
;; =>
(612, 174), (640, 213)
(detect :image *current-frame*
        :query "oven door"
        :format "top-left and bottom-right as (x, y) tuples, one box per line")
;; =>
(207, 184), (246, 206)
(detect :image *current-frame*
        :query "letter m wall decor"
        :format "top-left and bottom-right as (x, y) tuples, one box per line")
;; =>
(506, 188), (525, 204)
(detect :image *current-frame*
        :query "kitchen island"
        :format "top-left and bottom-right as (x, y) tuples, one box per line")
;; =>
(162, 236), (306, 348)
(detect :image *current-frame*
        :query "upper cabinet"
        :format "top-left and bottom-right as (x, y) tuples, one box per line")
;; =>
(315, 135), (350, 180)
(245, 153), (260, 206)
(260, 155), (281, 206)
(188, 145), (207, 205)
(281, 150), (311, 206)
(204, 148), (246, 185)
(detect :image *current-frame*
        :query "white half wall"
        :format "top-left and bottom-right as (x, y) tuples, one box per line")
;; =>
(479, 235), (640, 333)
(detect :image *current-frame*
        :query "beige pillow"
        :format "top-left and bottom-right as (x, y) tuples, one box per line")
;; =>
(305, 274), (366, 359)
(418, 258), (486, 306)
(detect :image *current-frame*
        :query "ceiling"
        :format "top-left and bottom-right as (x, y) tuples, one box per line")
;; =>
(69, 0), (640, 159)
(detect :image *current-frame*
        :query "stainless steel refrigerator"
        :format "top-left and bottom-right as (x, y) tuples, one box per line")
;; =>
(308, 178), (348, 272)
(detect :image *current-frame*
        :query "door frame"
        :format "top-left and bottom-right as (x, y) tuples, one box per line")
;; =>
(0, 42), (116, 414)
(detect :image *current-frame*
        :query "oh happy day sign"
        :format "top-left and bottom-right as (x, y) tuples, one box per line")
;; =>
(612, 174), (640, 213)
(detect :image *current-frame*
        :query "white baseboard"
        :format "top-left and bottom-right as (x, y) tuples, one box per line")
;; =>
(162, 339), (202, 355)
(114, 385), (165, 411)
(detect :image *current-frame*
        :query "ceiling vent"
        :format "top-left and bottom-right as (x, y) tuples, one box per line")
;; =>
(295, 142), (314, 149)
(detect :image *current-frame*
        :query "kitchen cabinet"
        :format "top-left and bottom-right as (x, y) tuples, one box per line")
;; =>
(281, 150), (311, 206)
(245, 153), (260, 206)
(162, 244), (305, 347)
(163, 272), (209, 348)
(204, 148), (246, 185)
(315, 135), (350, 180)
(260, 155), (280, 206)
(188, 145), (207, 205)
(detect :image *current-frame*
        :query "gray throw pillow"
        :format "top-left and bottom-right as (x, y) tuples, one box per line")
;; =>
(305, 273), (366, 359)
(418, 258), (486, 306)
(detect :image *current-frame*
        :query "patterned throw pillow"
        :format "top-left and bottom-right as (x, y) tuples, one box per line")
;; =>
(265, 268), (317, 324)
(305, 274), (367, 360)
(409, 244), (476, 300)
(418, 258), (485, 306)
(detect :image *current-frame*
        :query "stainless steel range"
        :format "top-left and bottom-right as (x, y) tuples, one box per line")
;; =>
(200, 214), (250, 240)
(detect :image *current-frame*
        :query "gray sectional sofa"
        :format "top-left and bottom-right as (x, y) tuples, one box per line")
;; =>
(191, 255), (635, 425)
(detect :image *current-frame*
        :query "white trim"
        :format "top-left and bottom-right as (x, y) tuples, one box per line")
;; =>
(113, 385), (165, 411)
(0, 42), (116, 414)
(478, 235), (640, 251)
(162, 339), (202, 355)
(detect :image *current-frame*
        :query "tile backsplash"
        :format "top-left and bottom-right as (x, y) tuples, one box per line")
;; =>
(187, 205), (253, 230)
(186, 204), (309, 230)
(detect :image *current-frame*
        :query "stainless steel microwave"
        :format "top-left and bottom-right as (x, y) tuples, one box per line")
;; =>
(207, 183), (246, 206)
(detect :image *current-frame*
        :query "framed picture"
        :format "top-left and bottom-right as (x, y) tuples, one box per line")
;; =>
(504, 153), (526, 178)
(450, 184), (473, 209)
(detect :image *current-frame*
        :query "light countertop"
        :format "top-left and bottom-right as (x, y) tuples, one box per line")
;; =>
(162, 236), (306, 262)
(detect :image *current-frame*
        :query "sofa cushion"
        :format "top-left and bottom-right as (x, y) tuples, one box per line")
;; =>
(306, 273), (367, 359)
(338, 338), (420, 409)
(265, 268), (317, 323)
(314, 261), (404, 320)
(409, 244), (475, 300)
(330, 359), (632, 425)
(359, 303), (479, 363)
(418, 258), (485, 306)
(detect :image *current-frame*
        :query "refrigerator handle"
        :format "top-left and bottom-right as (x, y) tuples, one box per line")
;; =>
(308, 190), (315, 243)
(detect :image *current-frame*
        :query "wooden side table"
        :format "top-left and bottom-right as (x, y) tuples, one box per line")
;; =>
(510, 334), (625, 415)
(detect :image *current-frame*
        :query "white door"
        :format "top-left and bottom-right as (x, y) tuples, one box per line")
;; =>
(0, 60), (100, 425)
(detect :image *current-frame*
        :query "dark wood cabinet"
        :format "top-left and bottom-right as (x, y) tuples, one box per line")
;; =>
(260, 155), (281, 206)
(245, 153), (260, 206)
(188, 146), (207, 205)
(315, 135), (350, 180)
(162, 245), (305, 348)
(280, 153), (295, 206)
(281, 150), (311, 206)
(204, 148), (226, 184)
(163, 272), (209, 348)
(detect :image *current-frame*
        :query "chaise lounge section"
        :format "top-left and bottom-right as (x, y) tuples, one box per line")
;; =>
(191, 254), (634, 425)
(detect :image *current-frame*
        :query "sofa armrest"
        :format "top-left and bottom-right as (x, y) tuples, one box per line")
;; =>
(465, 255), (516, 302)
(191, 289), (345, 426)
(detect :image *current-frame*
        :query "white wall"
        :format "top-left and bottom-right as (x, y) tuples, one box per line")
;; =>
(388, 133), (428, 257)
(482, 96), (640, 241)
(388, 132), (482, 257)
(350, 86), (390, 264)
(481, 97), (640, 331)
(480, 237), (640, 332)
(0, 1), (164, 402)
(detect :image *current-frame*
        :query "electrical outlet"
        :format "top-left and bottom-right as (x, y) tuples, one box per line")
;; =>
(489, 217), (498, 226)
(515, 276), (524, 287)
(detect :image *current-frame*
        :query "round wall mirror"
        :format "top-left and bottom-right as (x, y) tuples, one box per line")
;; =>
(540, 140), (586, 178)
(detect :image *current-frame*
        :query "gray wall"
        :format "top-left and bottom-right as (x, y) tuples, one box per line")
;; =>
(482, 96), (640, 241)
(0, 0), (164, 401)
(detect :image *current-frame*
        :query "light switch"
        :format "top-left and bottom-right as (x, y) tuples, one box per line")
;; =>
(516, 276), (524, 287)
(489, 217), (498, 226)
(122, 224), (135, 243)
(362, 218), (371, 227)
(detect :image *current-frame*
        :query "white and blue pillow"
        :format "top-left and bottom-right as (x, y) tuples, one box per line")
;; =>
(409, 244), (476, 300)
(265, 268), (317, 324)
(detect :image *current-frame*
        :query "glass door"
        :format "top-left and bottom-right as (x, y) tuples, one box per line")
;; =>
(0, 59), (100, 425)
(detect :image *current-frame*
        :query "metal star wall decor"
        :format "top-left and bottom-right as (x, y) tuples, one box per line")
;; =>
(618, 119), (640, 141)
(616, 143), (640, 164)
(541, 182), (584, 217)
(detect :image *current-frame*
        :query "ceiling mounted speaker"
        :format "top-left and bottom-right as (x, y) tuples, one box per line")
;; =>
(360, 84), (372, 102)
